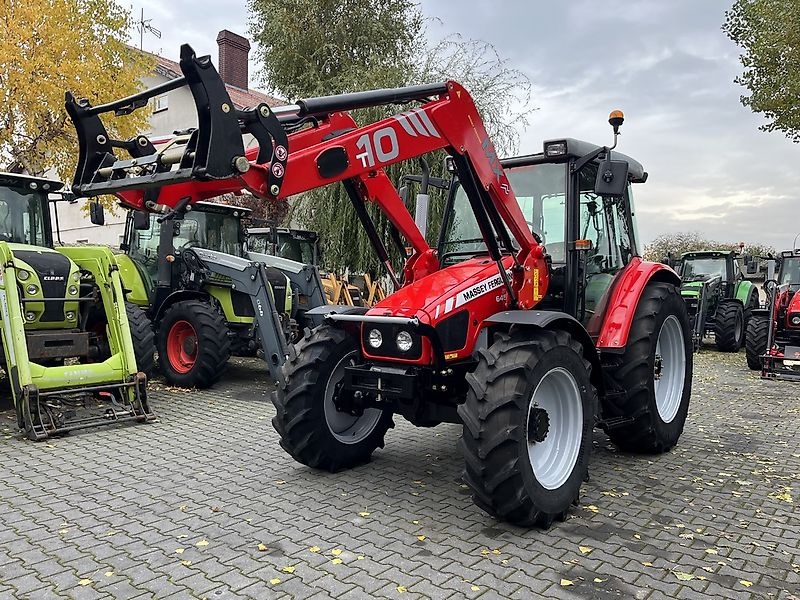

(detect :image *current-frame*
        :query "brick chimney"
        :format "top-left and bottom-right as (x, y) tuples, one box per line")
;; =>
(216, 30), (250, 89)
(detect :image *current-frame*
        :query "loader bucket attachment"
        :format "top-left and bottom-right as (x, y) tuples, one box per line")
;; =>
(65, 44), (288, 199)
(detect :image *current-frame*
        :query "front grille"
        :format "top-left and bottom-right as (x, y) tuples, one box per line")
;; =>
(231, 290), (255, 317)
(14, 251), (71, 322)
(435, 310), (469, 352)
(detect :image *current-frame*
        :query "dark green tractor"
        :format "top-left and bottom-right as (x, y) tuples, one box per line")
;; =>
(116, 201), (294, 388)
(677, 250), (759, 351)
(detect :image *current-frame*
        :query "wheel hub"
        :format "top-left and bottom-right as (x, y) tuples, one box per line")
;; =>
(527, 406), (550, 443)
(654, 353), (663, 380)
(182, 336), (197, 356)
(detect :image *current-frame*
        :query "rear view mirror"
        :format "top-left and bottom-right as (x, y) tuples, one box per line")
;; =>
(594, 159), (629, 197)
(89, 201), (105, 226)
(398, 185), (409, 204)
(133, 210), (150, 230)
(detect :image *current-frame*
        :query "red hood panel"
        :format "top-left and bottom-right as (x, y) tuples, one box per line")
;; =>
(789, 289), (800, 315)
(367, 257), (513, 323)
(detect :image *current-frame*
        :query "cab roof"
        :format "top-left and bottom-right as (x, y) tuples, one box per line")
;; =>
(681, 250), (737, 260)
(501, 138), (646, 183)
(0, 172), (64, 192)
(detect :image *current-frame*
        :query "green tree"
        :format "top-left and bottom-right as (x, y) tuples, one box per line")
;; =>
(0, 0), (153, 191)
(723, 0), (800, 141)
(248, 1), (534, 274)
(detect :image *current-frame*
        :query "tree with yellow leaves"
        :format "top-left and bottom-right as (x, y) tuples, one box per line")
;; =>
(0, 0), (153, 188)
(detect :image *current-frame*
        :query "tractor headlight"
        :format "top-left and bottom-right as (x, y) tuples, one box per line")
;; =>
(25, 284), (38, 295)
(367, 328), (383, 349)
(396, 331), (413, 353)
(544, 140), (568, 157)
(65, 311), (76, 320)
(17, 270), (30, 281)
(25, 311), (35, 322)
(72, 272), (80, 281)
(68, 285), (78, 295)
(791, 314), (800, 326)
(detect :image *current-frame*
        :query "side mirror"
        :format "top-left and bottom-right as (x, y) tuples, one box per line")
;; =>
(398, 185), (409, 204)
(133, 210), (150, 230)
(89, 201), (105, 226)
(594, 159), (629, 197)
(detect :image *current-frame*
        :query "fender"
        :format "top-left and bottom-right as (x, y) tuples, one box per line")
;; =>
(152, 289), (211, 324)
(484, 309), (603, 395)
(596, 258), (681, 350)
(734, 280), (755, 306)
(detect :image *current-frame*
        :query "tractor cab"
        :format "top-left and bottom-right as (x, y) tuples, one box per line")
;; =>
(0, 173), (55, 249)
(119, 201), (250, 304)
(678, 251), (741, 290)
(247, 226), (320, 266)
(778, 250), (800, 291)
(439, 137), (646, 331)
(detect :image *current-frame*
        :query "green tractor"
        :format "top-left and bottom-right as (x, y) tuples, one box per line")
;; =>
(676, 250), (759, 351)
(0, 173), (154, 439)
(116, 200), (299, 388)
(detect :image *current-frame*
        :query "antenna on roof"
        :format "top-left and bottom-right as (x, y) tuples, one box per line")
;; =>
(135, 7), (161, 50)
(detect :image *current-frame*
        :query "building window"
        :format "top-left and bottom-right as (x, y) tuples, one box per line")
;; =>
(153, 94), (169, 113)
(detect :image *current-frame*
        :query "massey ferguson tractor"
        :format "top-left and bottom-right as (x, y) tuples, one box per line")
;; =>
(66, 44), (692, 527)
(0, 173), (154, 439)
(746, 249), (800, 378)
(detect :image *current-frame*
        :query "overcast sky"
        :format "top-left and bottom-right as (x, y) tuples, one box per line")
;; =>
(135, 0), (800, 250)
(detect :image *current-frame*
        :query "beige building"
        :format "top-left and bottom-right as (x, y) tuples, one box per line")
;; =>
(54, 30), (281, 246)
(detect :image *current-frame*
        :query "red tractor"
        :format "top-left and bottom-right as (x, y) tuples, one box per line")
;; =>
(67, 45), (692, 527)
(746, 249), (800, 379)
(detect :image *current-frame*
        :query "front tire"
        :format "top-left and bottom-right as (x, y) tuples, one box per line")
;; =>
(157, 300), (231, 388)
(126, 302), (156, 379)
(458, 329), (595, 528)
(746, 314), (769, 370)
(714, 300), (745, 352)
(603, 282), (692, 453)
(272, 326), (393, 472)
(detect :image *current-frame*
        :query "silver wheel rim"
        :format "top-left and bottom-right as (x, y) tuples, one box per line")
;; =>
(654, 315), (686, 423)
(526, 367), (583, 491)
(323, 351), (383, 444)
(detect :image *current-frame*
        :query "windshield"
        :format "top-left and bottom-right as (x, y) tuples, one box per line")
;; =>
(0, 186), (48, 246)
(249, 231), (317, 264)
(681, 258), (727, 281)
(129, 210), (243, 280)
(779, 256), (800, 289)
(441, 163), (567, 260)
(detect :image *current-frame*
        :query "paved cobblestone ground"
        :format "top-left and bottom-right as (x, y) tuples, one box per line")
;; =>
(0, 349), (798, 599)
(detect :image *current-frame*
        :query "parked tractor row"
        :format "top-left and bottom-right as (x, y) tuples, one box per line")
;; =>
(0, 43), (711, 528)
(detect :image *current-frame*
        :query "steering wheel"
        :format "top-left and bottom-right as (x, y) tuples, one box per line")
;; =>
(177, 240), (199, 251)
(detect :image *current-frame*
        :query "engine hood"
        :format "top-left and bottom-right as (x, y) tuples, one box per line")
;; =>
(367, 256), (514, 323)
(4, 243), (78, 325)
(787, 288), (800, 327)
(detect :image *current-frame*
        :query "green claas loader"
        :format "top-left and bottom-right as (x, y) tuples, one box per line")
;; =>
(0, 172), (154, 440)
(676, 250), (759, 351)
(115, 201), (304, 388)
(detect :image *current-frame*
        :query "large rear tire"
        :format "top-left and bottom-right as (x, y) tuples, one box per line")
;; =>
(125, 302), (156, 379)
(714, 300), (745, 352)
(272, 325), (393, 472)
(458, 329), (595, 528)
(157, 300), (230, 388)
(745, 314), (769, 370)
(603, 282), (692, 454)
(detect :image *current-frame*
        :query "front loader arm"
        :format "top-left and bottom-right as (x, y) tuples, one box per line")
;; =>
(66, 44), (547, 303)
